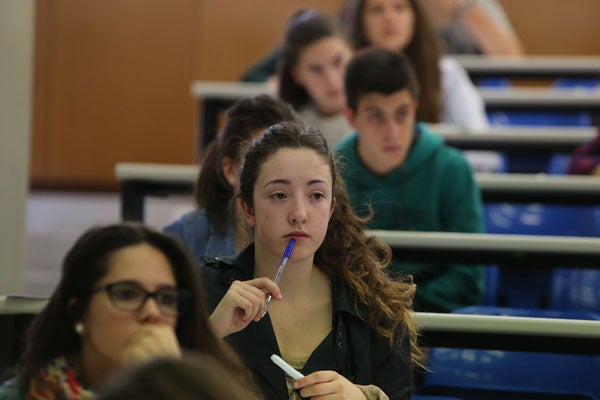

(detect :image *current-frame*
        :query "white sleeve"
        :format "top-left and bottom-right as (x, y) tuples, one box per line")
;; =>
(440, 56), (489, 131)
(477, 0), (516, 33)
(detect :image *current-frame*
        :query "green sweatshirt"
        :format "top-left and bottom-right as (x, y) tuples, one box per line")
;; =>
(334, 123), (484, 312)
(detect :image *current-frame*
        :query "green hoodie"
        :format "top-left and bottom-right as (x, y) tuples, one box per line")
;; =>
(334, 123), (484, 312)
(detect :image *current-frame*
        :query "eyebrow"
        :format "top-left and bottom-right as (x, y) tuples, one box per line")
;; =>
(264, 179), (329, 188)
(363, 102), (412, 113)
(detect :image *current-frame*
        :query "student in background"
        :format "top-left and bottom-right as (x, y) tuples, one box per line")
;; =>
(204, 121), (423, 400)
(278, 9), (354, 146)
(417, 0), (524, 55)
(164, 95), (297, 263)
(0, 223), (255, 399)
(335, 48), (485, 313)
(97, 353), (263, 400)
(340, 0), (488, 130)
(568, 128), (600, 176)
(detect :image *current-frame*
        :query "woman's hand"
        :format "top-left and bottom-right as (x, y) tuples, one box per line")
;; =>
(294, 370), (368, 400)
(209, 278), (282, 338)
(121, 325), (181, 365)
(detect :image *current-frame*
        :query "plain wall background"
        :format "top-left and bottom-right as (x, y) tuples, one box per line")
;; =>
(0, 0), (34, 294)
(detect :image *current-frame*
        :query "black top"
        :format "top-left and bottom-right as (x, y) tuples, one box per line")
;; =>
(200, 244), (413, 400)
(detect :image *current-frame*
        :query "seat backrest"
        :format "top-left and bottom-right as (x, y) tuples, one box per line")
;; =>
(419, 306), (600, 400)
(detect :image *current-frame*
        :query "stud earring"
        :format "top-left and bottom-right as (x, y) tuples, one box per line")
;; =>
(74, 322), (84, 335)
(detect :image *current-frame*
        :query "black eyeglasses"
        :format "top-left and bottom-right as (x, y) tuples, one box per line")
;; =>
(91, 281), (190, 317)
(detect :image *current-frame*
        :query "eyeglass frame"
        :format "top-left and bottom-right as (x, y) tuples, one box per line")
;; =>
(90, 280), (191, 317)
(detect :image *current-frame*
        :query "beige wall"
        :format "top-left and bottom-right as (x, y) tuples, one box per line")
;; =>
(0, 0), (34, 294)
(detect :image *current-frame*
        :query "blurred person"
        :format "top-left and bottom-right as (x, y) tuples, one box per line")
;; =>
(97, 353), (263, 400)
(417, 0), (524, 55)
(164, 95), (297, 263)
(335, 48), (485, 312)
(341, 0), (489, 130)
(0, 223), (255, 399)
(277, 9), (355, 146)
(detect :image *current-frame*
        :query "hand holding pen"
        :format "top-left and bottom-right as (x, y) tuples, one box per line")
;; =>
(208, 239), (294, 337)
(262, 238), (295, 317)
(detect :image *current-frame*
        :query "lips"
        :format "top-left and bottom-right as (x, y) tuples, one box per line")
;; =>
(286, 231), (309, 238)
(384, 145), (401, 152)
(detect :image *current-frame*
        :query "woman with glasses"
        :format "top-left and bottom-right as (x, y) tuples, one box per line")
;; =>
(0, 223), (261, 400)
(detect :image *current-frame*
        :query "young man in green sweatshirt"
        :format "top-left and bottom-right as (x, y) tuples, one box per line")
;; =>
(334, 47), (484, 312)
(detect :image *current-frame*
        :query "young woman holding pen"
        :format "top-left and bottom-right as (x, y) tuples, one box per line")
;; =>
(202, 121), (424, 400)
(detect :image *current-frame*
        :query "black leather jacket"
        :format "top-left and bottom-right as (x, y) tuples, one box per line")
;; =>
(200, 244), (413, 400)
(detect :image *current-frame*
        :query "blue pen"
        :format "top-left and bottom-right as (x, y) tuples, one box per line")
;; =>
(261, 238), (296, 317)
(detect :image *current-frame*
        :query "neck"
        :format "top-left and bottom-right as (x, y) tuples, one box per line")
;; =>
(254, 244), (318, 298)
(79, 346), (119, 390)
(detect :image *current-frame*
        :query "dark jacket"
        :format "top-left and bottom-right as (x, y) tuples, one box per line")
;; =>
(200, 244), (412, 400)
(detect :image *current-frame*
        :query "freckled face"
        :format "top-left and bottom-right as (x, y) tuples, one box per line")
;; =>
(242, 148), (335, 264)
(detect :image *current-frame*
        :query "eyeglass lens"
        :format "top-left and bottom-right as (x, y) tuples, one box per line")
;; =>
(102, 281), (187, 316)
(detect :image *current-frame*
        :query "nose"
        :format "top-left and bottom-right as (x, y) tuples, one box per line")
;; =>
(324, 68), (340, 89)
(139, 297), (163, 323)
(383, 118), (402, 139)
(288, 197), (308, 224)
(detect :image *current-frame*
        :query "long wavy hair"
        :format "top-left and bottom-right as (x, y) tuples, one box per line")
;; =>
(17, 223), (258, 394)
(278, 9), (348, 110)
(195, 95), (297, 234)
(238, 121), (425, 368)
(340, 0), (441, 122)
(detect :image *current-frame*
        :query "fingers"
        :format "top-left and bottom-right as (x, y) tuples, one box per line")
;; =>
(121, 325), (181, 365)
(227, 280), (267, 322)
(210, 278), (282, 337)
(294, 371), (367, 400)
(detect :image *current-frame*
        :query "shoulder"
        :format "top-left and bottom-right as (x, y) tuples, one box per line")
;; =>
(420, 126), (473, 170)
(0, 378), (24, 400)
(439, 56), (472, 88)
(163, 209), (211, 237)
(200, 245), (255, 283)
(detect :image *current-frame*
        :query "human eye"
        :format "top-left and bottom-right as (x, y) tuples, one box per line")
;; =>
(394, 0), (409, 11)
(270, 192), (287, 200)
(110, 283), (143, 302)
(368, 113), (384, 124)
(157, 289), (179, 309)
(308, 65), (324, 75)
(368, 3), (384, 14)
(310, 192), (326, 201)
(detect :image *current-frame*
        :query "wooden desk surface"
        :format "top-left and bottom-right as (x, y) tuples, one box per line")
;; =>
(115, 162), (600, 195)
(454, 55), (600, 77)
(369, 230), (600, 255)
(190, 81), (600, 105)
(2, 295), (599, 351)
(480, 87), (600, 107)
(433, 124), (596, 144)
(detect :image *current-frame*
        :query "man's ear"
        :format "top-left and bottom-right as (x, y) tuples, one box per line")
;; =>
(239, 198), (256, 227)
(221, 156), (237, 187)
(343, 107), (357, 129)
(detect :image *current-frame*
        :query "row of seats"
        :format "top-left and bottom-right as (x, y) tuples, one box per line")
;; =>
(419, 80), (600, 399)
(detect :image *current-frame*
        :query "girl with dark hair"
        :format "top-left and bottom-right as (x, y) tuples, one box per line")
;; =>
(277, 9), (354, 146)
(340, 0), (488, 130)
(164, 95), (297, 263)
(203, 121), (424, 400)
(0, 223), (258, 399)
